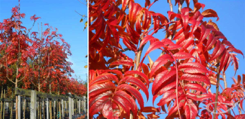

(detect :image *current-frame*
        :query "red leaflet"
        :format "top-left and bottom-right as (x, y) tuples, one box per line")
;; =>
(119, 76), (149, 100)
(152, 69), (176, 96)
(194, 2), (205, 12)
(114, 91), (138, 116)
(173, 51), (193, 59)
(122, 0), (129, 11)
(150, 54), (173, 77)
(184, 99), (198, 119)
(184, 83), (207, 92)
(117, 84), (145, 110)
(124, 71), (149, 85)
(181, 74), (210, 85)
(102, 101), (113, 118)
(109, 59), (134, 67)
(89, 73), (118, 86)
(122, 36), (137, 52)
(89, 82), (116, 97)
(30, 14), (40, 21)
(202, 9), (219, 21)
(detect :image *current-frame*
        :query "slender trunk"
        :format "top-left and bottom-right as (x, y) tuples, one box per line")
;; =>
(213, 63), (220, 119)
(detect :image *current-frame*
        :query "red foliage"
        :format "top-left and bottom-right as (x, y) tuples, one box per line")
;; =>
(89, 0), (244, 119)
(0, 6), (86, 96)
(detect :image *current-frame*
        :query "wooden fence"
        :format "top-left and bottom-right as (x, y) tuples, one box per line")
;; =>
(0, 88), (87, 119)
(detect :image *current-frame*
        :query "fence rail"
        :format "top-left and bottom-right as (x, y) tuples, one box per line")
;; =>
(0, 88), (87, 119)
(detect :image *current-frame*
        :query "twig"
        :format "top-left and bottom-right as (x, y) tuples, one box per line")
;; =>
(168, 0), (173, 12)
(75, 10), (87, 17)
(77, 0), (87, 6)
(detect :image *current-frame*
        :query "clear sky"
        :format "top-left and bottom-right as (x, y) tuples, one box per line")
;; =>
(0, 0), (88, 82)
(122, 0), (245, 118)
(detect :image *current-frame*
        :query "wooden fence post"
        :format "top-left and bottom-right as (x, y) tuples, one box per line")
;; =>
(30, 90), (36, 119)
(17, 95), (21, 119)
(69, 96), (72, 119)
(61, 99), (64, 118)
(83, 96), (86, 113)
(46, 98), (49, 119)
(54, 100), (56, 118)
(71, 99), (74, 115)
(78, 99), (81, 114)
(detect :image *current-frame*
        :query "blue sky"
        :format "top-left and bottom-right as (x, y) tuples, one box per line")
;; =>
(0, 0), (88, 82)
(121, 0), (245, 118)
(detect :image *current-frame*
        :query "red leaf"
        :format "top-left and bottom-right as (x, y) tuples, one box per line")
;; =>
(139, 35), (156, 49)
(194, 2), (205, 12)
(30, 14), (40, 21)
(145, 0), (150, 7)
(122, 36), (137, 52)
(122, 0), (129, 11)
(112, 94), (131, 117)
(125, 71), (149, 86)
(90, 73), (118, 86)
(140, 41), (165, 68)
(119, 76), (149, 100)
(231, 54), (239, 74)
(100, 70), (123, 79)
(183, 68), (208, 74)
(184, 99), (198, 119)
(184, 83), (207, 92)
(235, 114), (245, 119)
(202, 9), (219, 21)
(166, 97), (185, 118)
(114, 91), (138, 117)
(142, 106), (159, 113)
(102, 100), (113, 118)
(109, 59), (134, 67)
(117, 84), (145, 109)
(173, 52), (193, 59)
(153, 69), (176, 96)
(181, 74), (210, 85)
(157, 88), (183, 106)
(89, 82), (116, 97)
(178, 62), (207, 70)
(150, 54), (173, 77)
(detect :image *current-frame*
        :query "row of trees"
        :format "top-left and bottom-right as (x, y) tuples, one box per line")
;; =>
(89, 0), (244, 119)
(0, 6), (86, 96)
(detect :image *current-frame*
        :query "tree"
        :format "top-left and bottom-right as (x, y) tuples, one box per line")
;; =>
(0, 4), (87, 118)
(89, 0), (244, 119)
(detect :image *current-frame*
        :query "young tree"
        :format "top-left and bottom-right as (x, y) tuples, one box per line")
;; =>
(89, 0), (244, 119)
(0, 6), (33, 119)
